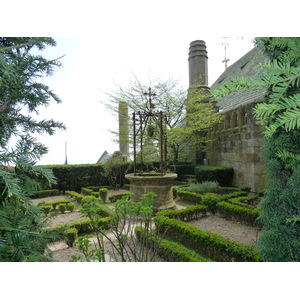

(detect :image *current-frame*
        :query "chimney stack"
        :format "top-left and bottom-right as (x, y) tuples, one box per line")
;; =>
(188, 40), (208, 88)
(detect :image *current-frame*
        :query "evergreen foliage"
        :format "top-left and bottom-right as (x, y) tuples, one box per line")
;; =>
(0, 37), (65, 261)
(213, 37), (300, 261)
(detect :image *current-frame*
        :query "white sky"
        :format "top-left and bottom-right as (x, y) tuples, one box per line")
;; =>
(2, 0), (298, 165)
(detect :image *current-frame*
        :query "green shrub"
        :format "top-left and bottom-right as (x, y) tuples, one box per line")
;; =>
(239, 185), (251, 193)
(66, 202), (75, 212)
(33, 189), (59, 198)
(157, 205), (208, 222)
(154, 215), (262, 262)
(45, 164), (109, 193)
(216, 201), (262, 228)
(108, 192), (132, 203)
(176, 190), (202, 204)
(194, 166), (234, 186)
(81, 187), (93, 195)
(186, 181), (220, 194)
(65, 191), (84, 204)
(99, 188), (108, 203)
(201, 193), (219, 214)
(63, 228), (78, 247)
(135, 226), (213, 262)
(58, 203), (66, 214)
(40, 204), (52, 215)
(91, 192), (99, 197)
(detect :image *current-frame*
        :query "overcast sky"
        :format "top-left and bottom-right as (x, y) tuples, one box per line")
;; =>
(29, 35), (255, 165)
(3, 1), (297, 166)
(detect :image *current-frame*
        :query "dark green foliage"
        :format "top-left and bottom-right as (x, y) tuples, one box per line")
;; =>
(32, 189), (59, 198)
(257, 132), (300, 261)
(65, 191), (83, 203)
(176, 190), (203, 204)
(201, 193), (219, 214)
(108, 192), (132, 203)
(156, 205), (208, 222)
(0, 38), (66, 261)
(194, 166), (234, 186)
(217, 201), (261, 228)
(46, 164), (108, 193)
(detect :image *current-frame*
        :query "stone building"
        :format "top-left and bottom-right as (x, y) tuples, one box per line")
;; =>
(188, 40), (267, 192)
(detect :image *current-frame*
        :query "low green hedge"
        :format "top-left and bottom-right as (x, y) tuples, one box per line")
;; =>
(81, 187), (93, 195)
(157, 205), (208, 222)
(46, 216), (111, 236)
(176, 190), (203, 204)
(153, 215), (262, 262)
(194, 166), (234, 186)
(216, 201), (262, 228)
(108, 192), (132, 203)
(65, 191), (84, 204)
(32, 189), (60, 198)
(135, 226), (213, 262)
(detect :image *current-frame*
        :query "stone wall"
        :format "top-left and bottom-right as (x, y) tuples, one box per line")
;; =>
(206, 103), (265, 192)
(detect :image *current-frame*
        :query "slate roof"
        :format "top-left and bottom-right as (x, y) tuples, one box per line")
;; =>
(211, 45), (268, 113)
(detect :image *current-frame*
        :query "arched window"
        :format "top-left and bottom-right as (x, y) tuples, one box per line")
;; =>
(231, 111), (238, 128)
(240, 109), (247, 126)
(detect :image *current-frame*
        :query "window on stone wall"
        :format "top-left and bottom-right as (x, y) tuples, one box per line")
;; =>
(225, 114), (231, 129)
(240, 109), (247, 126)
(232, 112), (238, 128)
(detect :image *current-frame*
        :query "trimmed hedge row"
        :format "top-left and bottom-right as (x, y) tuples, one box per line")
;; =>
(108, 192), (132, 203)
(157, 205), (208, 222)
(153, 215), (262, 262)
(194, 166), (234, 186)
(135, 226), (213, 262)
(216, 201), (262, 228)
(45, 216), (111, 236)
(65, 191), (84, 203)
(32, 189), (60, 198)
(45, 164), (109, 192)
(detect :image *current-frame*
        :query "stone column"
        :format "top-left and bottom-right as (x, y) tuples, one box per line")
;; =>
(118, 101), (129, 160)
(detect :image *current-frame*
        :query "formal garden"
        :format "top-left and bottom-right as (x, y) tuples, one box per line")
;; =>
(1, 38), (299, 263)
(29, 163), (263, 262)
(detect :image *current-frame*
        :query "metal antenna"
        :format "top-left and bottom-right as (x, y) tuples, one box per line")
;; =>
(222, 37), (230, 69)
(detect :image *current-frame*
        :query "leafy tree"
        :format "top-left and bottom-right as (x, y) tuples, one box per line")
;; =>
(103, 75), (221, 163)
(213, 37), (300, 261)
(0, 37), (66, 261)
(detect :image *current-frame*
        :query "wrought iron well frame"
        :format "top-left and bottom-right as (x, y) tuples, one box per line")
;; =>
(132, 87), (167, 176)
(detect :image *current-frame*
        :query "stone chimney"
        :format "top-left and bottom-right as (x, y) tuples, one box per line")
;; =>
(118, 101), (129, 161)
(188, 40), (208, 88)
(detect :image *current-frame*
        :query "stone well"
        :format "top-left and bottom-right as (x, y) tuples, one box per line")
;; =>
(125, 173), (177, 211)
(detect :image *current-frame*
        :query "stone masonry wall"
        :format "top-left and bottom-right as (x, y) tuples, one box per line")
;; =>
(206, 104), (265, 192)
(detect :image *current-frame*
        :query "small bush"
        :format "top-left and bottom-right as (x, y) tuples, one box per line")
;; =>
(65, 191), (84, 204)
(201, 193), (219, 214)
(66, 202), (75, 212)
(99, 188), (108, 203)
(40, 204), (52, 215)
(194, 166), (234, 186)
(58, 203), (66, 214)
(81, 187), (93, 195)
(239, 185), (251, 193)
(64, 228), (78, 247)
(176, 190), (202, 204)
(186, 181), (220, 194)
(108, 192), (132, 203)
